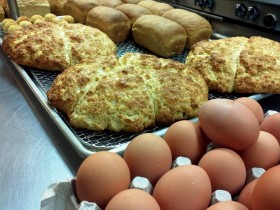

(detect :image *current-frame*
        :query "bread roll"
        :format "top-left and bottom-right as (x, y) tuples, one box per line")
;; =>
(0, 5), (5, 22)
(3, 0), (50, 18)
(64, 0), (100, 24)
(132, 15), (187, 57)
(86, 6), (130, 43)
(47, 0), (67, 16)
(163, 9), (212, 49)
(138, 0), (173, 16)
(115, 3), (152, 25)
(98, 0), (123, 8)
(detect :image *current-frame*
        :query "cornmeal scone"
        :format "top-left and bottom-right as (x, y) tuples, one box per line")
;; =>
(47, 53), (208, 133)
(234, 36), (280, 93)
(2, 21), (116, 71)
(186, 36), (280, 94)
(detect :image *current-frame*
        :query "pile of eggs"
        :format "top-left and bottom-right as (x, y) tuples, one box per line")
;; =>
(74, 97), (280, 210)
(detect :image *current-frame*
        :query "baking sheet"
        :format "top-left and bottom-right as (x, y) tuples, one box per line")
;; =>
(0, 34), (272, 158)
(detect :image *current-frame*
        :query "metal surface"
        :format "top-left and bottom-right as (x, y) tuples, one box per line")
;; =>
(7, 0), (20, 20)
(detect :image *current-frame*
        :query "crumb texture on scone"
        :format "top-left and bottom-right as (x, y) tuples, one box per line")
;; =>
(186, 36), (280, 94)
(47, 53), (208, 133)
(2, 21), (117, 71)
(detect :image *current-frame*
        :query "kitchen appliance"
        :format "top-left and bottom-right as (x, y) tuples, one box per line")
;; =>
(160, 0), (280, 41)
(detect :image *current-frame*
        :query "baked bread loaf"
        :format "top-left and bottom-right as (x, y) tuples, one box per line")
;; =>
(98, 0), (123, 7)
(115, 3), (152, 25)
(64, 0), (100, 24)
(47, 52), (208, 133)
(86, 6), (130, 43)
(0, 4), (5, 22)
(47, 0), (67, 16)
(138, 0), (173, 16)
(132, 15), (187, 57)
(186, 36), (280, 93)
(2, 21), (117, 71)
(3, 0), (50, 18)
(163, 9), (212, 49)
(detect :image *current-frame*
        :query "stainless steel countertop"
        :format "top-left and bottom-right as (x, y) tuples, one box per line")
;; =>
(0, 47), (280, 210)
(0, 49), (83, 210)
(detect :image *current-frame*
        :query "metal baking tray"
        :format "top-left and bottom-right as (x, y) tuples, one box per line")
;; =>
(0, 35), (271, 158)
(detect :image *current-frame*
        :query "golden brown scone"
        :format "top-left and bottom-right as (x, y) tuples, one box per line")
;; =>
(186, 37), (248, 93)
(234, 36), (280, 93)
(64, 0), (100, 24)
(3, 0), (50, 18)
(2, 21), (117, 71)
(47, 52), (208, 133)
(163, 9), (212, 49)
(47, 0), (67, 15)
(86, 6), (130, 43)
(186, 36), (280, 94)
(98, 0), (123, 8)
(132, 15), (187, 57)
(138, 0), (173, 16)
(115, 3), (152, 25)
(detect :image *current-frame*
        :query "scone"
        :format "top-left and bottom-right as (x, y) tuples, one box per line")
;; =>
(186, 36), (280, 94)
(47, 52), (208, 133)
(2, 21), (117, 71)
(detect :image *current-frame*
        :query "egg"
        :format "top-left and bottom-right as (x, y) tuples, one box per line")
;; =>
(105, 189), (160, 210)
(206, 201), (249, 210)
(152, 165), (212, 210)
(237, 179), (258, 209)
(260, 112), (280, 144)
(198, 99), (260, 150)
(198, 148), (246, 195)
(252, 165), (280, 210)
(123, 133), (172, 185)
(163, 120), (210, 164)
(239, 131), (280, 170)
(75, 151), (131, 209)
(235, 97), (264, 124)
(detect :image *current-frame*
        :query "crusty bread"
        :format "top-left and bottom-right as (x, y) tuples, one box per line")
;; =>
(2, 21), (117, 71)
(86, 6), (130, 43)
(115, 3), (152, 25)
(138, 0), (173, 16)
(47, 52), (208, 133)
(3, 0), (50, 18)
(97, 0), (123, 7)
(0, 5), (5, 21)
(186, 36), (280, 94)
(132, 15), (187, 57)
(64, 0), (100, 24)
(163, 9), (212, 49)
(47, 0), (67, 16)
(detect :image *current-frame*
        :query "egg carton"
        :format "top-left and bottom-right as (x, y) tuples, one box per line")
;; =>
(40, 157), (266, 210)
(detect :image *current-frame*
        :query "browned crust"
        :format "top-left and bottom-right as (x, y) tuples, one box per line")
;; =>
(2, 21), (117, 71)
(47, 52), (208, 133)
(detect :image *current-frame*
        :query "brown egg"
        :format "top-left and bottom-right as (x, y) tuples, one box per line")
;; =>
(206, 201), (249, 210)
(76, 151), (131, 209)
(252, 165), (280, 210)
(163, 120), (210, 163)
(235, 97), (264, 124)
(123, 133), (172, 185)
(198, 148), (246, 195)
(153, 165), (212, 210)
(105, 189), (160, 210)
(260, 112), (280, 144)
(198, 99), (260, 151)
(239, 131), (280, 170)
(237, 179), (258, 209)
